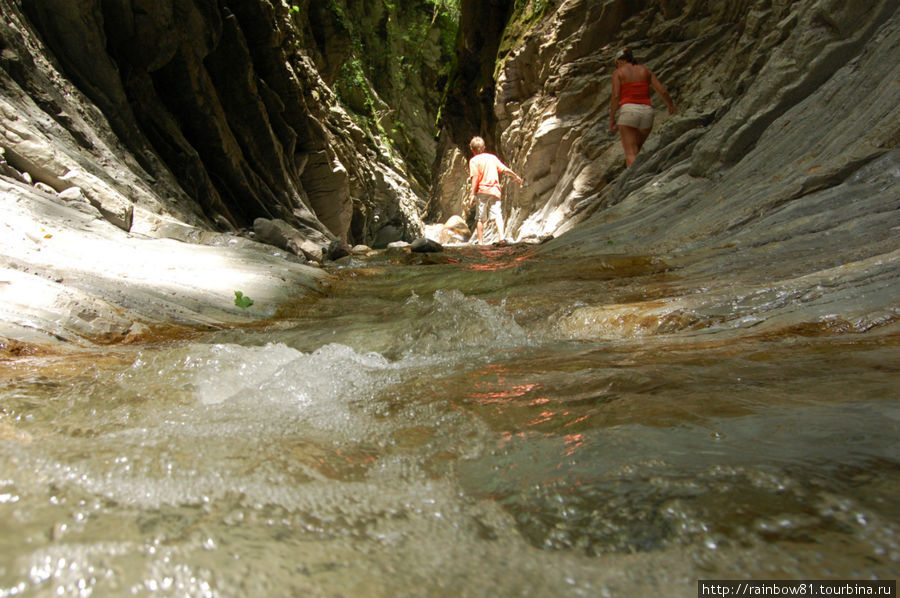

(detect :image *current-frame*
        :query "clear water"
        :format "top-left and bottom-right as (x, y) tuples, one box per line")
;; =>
(1, 245), (897, 597)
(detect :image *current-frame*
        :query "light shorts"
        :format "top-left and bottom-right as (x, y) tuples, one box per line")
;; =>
(617, 103), (655, 129)
(475, 193), (502, 223)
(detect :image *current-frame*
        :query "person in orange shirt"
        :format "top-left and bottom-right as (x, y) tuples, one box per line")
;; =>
(467, 136), (523, 245)
(609, 47), (677, 166)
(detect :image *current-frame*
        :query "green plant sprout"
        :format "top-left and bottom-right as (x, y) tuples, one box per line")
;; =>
(234, 290), (254, 309)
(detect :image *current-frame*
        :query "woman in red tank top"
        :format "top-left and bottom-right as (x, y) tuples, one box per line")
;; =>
(609, 48), (678, 167)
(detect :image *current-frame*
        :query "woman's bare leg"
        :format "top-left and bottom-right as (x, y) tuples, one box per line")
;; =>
(619, 125), (641, 166)
(637, 127), (652, 151)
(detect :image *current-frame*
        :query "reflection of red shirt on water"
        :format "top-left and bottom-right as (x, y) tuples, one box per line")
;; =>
(619, 80), (652, 106)
(469, 153), (513, 199)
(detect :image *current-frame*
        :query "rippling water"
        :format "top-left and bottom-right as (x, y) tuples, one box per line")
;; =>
(1, 244), (897, 597)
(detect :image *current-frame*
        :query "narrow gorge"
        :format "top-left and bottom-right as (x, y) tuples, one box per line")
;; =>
(0, 1), (897, 596)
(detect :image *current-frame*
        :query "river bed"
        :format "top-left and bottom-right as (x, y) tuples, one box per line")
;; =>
(1, 244), (897, 597)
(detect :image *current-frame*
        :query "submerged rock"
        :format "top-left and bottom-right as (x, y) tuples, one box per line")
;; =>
(410, 237), (443, 253)
(253, 217), (334, 263)
(325, 239), (352, 261)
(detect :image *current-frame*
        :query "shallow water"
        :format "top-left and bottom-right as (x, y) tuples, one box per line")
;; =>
(1, 244), (898, 597)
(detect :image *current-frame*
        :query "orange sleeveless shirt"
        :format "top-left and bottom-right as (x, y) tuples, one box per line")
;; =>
(619, 80), (652, 106)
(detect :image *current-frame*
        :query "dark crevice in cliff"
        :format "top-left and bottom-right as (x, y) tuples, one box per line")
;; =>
(20, 1), (153, 174)
(440, 0), (514, 152)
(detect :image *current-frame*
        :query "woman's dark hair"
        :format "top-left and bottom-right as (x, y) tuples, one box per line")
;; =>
(617, 48), (636, 64)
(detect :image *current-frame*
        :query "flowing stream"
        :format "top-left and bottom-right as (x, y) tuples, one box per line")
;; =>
(1, 244), (897, 597)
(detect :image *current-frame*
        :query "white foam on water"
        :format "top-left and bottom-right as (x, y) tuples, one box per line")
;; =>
(121, 340), (399, 410)
(399, 289), (530, 357)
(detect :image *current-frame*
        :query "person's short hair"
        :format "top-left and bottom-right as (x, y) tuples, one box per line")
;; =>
(469, 136), (486, 154)
(616, 47), (636, 63)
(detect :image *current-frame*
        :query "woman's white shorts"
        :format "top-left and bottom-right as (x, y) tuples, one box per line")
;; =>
(617, 103), (655, 129)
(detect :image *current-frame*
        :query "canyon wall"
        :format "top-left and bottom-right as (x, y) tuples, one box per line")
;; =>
(2, 0), (455, 248)
(0, 0), (455, 347)
(432, 0), (898, 246)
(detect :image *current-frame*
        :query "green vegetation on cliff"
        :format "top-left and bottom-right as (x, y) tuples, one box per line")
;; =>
(298, 0), (460, 186)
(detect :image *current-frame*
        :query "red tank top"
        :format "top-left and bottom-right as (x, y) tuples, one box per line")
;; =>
(619, 80), (652, 106)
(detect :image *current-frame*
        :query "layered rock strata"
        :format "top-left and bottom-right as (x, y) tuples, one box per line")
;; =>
(432, 0), (898, 246)
(6, 0), (437, 245)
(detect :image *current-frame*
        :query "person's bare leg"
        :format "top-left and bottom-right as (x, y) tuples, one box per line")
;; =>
(637, 127), (652, 152)
(619, 125), (640, 166)
(476, 220), (484, 244)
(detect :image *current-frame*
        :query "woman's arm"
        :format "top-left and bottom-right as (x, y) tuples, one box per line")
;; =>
(650, 72), (677, 114)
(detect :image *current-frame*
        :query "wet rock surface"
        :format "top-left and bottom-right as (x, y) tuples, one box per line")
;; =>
(0, 177), (328, 348)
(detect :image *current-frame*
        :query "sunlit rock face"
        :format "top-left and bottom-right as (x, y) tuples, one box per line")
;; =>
(488, 0), (899, 336)
(434, 0), (898, 246)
